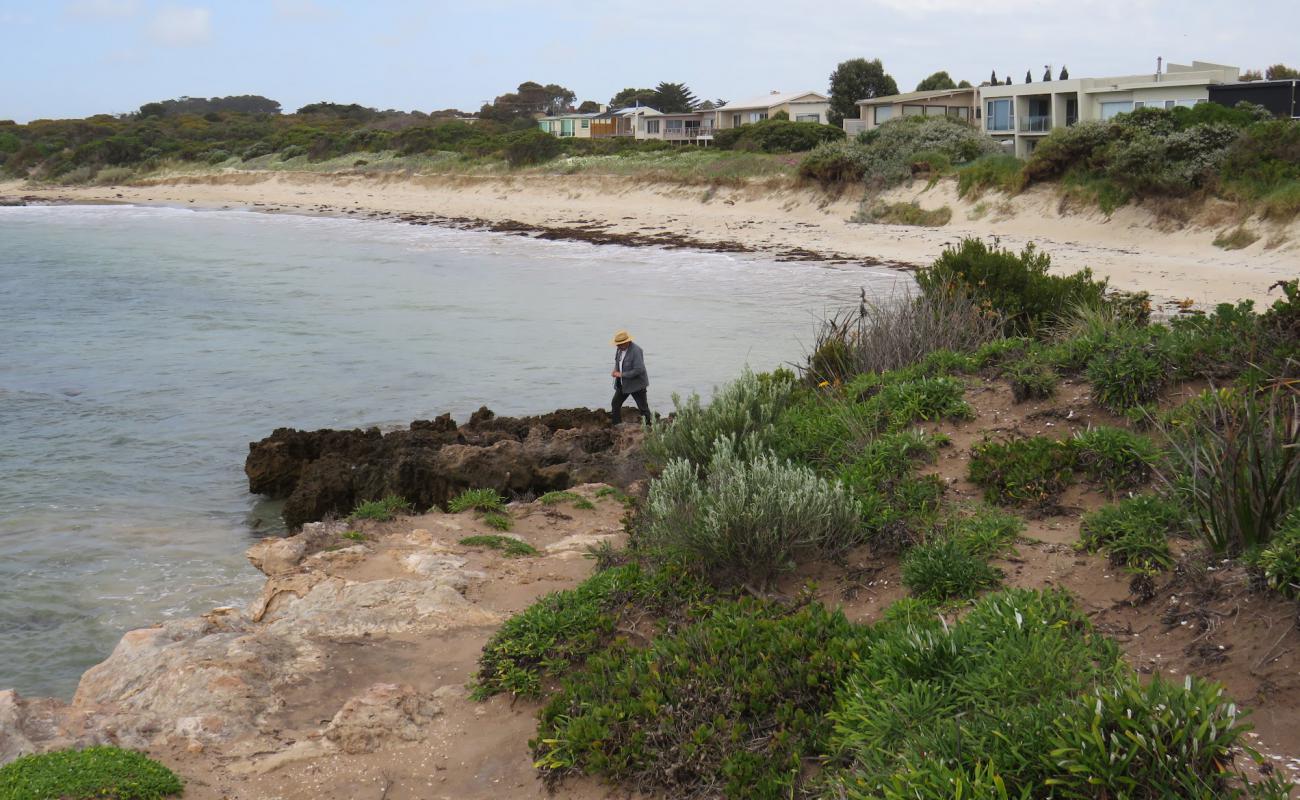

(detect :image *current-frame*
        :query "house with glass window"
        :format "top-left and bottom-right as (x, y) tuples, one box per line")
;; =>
(537, 112), (603, 138)
(844, 87), (978, 136)
(713, 91), (831, 129)
(978, 61), (1239, 157)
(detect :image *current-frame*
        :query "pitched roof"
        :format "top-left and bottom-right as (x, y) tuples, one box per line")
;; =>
(857, 87), (976, 106)
(717, 90), (828, 111)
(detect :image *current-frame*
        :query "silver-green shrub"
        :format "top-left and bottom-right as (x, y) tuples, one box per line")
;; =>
(800, 116), (1001, 189)
(643, 368), (795, 468)
(642, 436), (863, 585)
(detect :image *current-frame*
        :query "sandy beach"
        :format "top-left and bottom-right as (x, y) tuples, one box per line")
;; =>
(4, 171), (1297, 307)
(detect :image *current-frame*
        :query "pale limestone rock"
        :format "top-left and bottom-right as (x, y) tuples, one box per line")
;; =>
(545, 530), (623, 557)
(245, 520), (345, 576)
(323, 683), (442, 754)
(400, 553), (484, 589)
(261, 578), (502, 639)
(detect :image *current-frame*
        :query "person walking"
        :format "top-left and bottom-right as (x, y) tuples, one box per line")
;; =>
(610, 329), (651, 425)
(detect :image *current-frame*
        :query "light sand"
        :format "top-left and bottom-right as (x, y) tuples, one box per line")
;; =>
(4, 171), (1297, 305)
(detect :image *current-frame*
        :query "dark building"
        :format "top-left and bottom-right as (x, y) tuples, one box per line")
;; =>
(1208, 80), (1298, 118)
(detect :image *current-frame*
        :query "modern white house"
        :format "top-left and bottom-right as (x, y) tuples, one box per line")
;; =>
(714, 91), (831, 128)
(540, 105), (716, 143)
(979, 61), (1240, 156)
(845, 87), (978, 136)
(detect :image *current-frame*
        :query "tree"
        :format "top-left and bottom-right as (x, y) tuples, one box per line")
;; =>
(1241, 69), (1263, 82)
(957, 80), (973, 89)
(480, 81), (576, 122)
(827, 58), (899, 126)
(577, 100), (601, 113)
(609, 87), (658, 109)
(653, 82), (698, 113)
(1059, 65), (1069, 80)
(990, 70), (999, 85)
(1043, 66), (1052, 81)
(1265, 64), (1300, 80)
(1006, 76), (1012, 85)
(1025, 70), (1033, 83)
(697, 99), (718, 111)
(916, 71), (957, 92)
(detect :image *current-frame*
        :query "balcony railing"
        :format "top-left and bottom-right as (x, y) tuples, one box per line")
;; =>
(1020, 115), (1052, 132)
(664, 128), (714, 140)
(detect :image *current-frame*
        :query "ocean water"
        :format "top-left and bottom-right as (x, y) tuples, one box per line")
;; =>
(0, 204), (906, 697)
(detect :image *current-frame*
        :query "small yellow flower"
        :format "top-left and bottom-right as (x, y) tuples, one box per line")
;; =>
(818, 380), (830, 388)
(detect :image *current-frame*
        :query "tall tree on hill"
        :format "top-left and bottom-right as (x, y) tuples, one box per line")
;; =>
(1059, 65), (1069, 80)
(609, 87), (658, 109)
(1043, 66), (1052, 81)
(990, 70), (998, 85)
(1241, 69), (1263, 82)
(1266, 64), (1300, 79)
(653, 82), (698, 113)
(479, 81), (576, 121)
(1025, 70), (1033, 83)
(1006, 76), (1012, 85)
(577, 100), (601, 113)
(958, 79), (973, 88)
(827, 58), (899, 126)
(915, 71), (957, 92)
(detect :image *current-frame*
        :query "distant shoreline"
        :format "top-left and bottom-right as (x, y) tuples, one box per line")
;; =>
(5, 170), (1297, 307)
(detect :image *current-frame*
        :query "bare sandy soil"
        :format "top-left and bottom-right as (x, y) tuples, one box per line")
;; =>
(4, 170), (1297, 306)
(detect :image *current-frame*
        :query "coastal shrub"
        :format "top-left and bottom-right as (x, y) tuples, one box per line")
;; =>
(901, 536), (1002, 601)
(713, 118), (843, 153)
(1071, 426), (1159, 495)
(823, 589), (1123, 798)
(1046, 674), (1252, 798)
(472, 562), (709, 699)
(533, 599), (872, 799)
(854, 200), (952, 226)
(1260, 181), (1300, 220)
(972, 336), (1033, 369)
(1213, 226), (1260, 250)
(797, 140), (869, 185)
(1220, 119), (1300, 199)
(956, 153), (1025, 198)
(447, 488), (504, 513)
(643, 368), (796, 468)
(1261, 278), (1300, 350)
(1163, 301), (1263, 380)
(1157, 384), (1300, 553)
(968, 435), (1077, 509)
(503, 128), (562, 167)
(1086, 331), (1170, 412)
(1004, 354), (1058, 402)
(1247, 508), (1300, 597)
(948, 505), (1024, 558)
(916, 237), (1109, 336)
(1080, 495), (1185, 573)
(800, 115), (1000, 189)
(538, 490), (594, 510)
(1022, 121), (1113, 184)
(349, 494), (410, 522)
(0, 746), (183, 800)
(641, 437), (863, 586)
(805, 288), (1001, 380)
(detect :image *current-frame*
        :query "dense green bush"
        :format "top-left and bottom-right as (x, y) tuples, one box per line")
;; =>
(349, 493), (411, 521)
(969, 435), (1077, 509)
(1022, 121), (1113, 184)
(901, 536), (1002, 601)
(1004, 354), (1058, 402)
(824, 589), (1122, 798)
(0, 746), (183, 800)
(642, 437), (863, 586)
(447, 487), (504, 513)
(1247, 508), (1300, 597)
(1086, 330), (1171, 412)
(534, 599), (873, 799)
(644, 368), (796, 468)
(916, 238), (1108, 336)
(1071, 425), (1159, 495)
(799, 116), (1000, 189)
(503, 128), (563, 166)
(712, 119), (844, 153)
(956, 153), (1025, 197)
(473, 562), (709, 699)
(1080, 495), (1185, 572)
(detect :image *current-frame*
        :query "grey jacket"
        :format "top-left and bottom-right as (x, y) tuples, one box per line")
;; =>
(614, 343), (649, 394)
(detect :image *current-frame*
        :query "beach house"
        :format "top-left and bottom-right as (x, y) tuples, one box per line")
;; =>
(978, 61), (1240, 157)
(537, 112), (602, 139)
(844, 87), (978, 136)
(1208, 79), (1300, 119)
(714, 91), (831, 128)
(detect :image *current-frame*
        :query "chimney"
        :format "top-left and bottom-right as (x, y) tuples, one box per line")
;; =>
(1156, 56), (1163, 81)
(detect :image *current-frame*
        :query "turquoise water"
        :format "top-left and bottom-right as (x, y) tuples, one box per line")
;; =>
(0, 204), (905, 697)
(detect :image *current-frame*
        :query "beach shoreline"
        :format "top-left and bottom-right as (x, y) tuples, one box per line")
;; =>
(4, 170), (1297, 307)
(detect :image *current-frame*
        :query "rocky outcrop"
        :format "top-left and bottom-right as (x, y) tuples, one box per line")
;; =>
(246, 407), (644, 528)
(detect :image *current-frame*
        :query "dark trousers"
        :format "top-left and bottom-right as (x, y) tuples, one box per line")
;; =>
(612, 386), (651, 425)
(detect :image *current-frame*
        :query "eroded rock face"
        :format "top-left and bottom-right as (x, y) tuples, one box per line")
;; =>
(324, 683), (442, 754)
(245, 406), (644, 528)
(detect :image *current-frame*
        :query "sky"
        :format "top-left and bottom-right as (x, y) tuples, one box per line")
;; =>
(0, 0), (1296, 122)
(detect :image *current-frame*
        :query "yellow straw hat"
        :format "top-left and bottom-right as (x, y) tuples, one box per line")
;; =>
(611, 330), (634, 345)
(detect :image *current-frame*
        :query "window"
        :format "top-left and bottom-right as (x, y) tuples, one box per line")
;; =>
(748, 111), (768, 123)
(902, 104), (924, 116)
(1099, 101), (1134, 120)
(645, 119), (660, 134)
(796, 113), (820, 122)
(732, 113), (742, 127)
(923, 106), (946, 116)
(665, 119), (684, 132)
(986, 98), (1013, 131)
(581, 119), (589, 128)
(874, 106), (893, 124)
(946, 107), (970, 121)
(560, 119), (574, 137)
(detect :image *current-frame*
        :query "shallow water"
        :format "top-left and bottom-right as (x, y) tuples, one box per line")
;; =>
(0, 204), (906, 696)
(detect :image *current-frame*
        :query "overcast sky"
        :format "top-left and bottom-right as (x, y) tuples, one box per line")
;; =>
(1, 0), (1296, 122)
